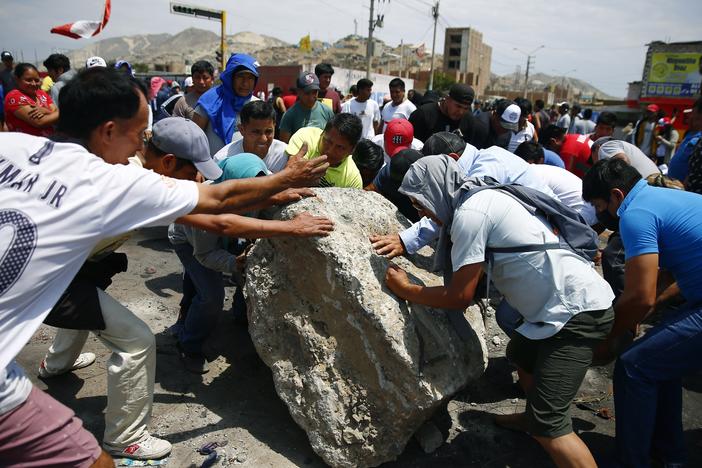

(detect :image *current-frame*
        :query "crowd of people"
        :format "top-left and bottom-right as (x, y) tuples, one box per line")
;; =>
(1, 46), (701, 468)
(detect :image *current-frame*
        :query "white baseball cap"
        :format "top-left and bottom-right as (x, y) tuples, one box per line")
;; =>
(183, 76), (194, 88)
(85, 56), (107, 68)
(499, 104), (521, 131)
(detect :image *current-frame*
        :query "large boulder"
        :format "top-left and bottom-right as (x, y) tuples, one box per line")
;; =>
(245, 188), (488, 467)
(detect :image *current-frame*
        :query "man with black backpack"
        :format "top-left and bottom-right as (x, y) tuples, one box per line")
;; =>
(382, 154), (614, 468)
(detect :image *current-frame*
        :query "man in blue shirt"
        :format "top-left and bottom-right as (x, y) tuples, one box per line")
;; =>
(582, 158), (702, 467)
(667, 97), (702, 181)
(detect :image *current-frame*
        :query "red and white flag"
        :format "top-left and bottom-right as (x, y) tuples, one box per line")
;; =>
(51, 0), (111, 39)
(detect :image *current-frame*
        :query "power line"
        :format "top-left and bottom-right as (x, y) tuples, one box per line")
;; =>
(393, 0), (429, 16)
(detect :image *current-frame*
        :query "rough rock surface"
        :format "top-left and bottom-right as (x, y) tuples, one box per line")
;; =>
(245, 188), (488, 468)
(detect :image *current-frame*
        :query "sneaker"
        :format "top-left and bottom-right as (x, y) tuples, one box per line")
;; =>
(104, 435), (172, 460)
(176, 342), (209, 374)
(38, 352), (96, 378)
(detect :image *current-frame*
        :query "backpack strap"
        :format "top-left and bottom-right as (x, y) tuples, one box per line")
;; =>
(487, 243), (562, 254)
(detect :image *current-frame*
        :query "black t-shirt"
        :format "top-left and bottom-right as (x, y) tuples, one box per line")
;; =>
(458, 111), (490, 149)
(476, 111), (511, 150)
(409, 102), (460, 142)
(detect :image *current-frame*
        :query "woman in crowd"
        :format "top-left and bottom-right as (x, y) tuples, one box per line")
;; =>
(193, 53), (259, 155)
(655, 117), (679, 166)
(3, 63), (58, 137)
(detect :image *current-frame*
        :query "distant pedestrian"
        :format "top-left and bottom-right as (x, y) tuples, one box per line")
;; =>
(380, 78), (416, 130)
(278, 71), (333, 143)
(341, 78), (381, 140)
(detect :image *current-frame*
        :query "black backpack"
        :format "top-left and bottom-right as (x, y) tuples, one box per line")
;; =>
(464, 179), (598, 262)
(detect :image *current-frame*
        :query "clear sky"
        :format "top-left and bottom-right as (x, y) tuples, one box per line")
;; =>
(1, 0), (700, 97)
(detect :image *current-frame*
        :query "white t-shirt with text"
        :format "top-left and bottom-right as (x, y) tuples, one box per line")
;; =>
(0, 134), (199, 412)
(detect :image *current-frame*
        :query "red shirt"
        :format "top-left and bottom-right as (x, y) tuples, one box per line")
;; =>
(560, 134), (593, 178)
(4, 89), (55, 137)
(318, 87), (341, 113)
(282, 94), (297, 110)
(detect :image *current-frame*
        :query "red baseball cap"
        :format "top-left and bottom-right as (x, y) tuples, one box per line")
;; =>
(646, 104), (660, 113)
(384, 119), (414, 157)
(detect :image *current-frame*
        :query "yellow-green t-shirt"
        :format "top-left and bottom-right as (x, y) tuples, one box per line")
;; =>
(285, 127), (362, 189)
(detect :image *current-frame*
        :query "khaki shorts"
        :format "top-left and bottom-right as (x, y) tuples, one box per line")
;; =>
(0, 386), (102, 467)
(506, 307), (614, 438)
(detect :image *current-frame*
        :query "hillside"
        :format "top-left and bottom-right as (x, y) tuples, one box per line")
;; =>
(65, 28), (290, 67)
(489, 71), (617, 100)
(63, 27), (613, 98)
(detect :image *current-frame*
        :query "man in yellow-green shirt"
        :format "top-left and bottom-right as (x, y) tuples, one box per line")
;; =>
(285, 113), (364, 189)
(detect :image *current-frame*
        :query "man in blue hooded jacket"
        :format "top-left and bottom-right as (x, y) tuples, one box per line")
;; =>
(193, 53), (260, 155)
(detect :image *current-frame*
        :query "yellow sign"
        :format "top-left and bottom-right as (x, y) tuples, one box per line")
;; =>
(647, 52), (701, 97)
(299, 34), (311, 53)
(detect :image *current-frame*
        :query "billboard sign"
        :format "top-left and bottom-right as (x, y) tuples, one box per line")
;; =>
(645, 52), (701, 97)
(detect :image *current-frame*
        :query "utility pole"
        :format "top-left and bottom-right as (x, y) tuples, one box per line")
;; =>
(365, 0), (385, 79)
(514, 45), (544, 99)
(524, 55), (531, 98)
(399, 39), (404, 77)
(366, 0), (375, 79)
(354, 19), (358, 36)
(428, 0), (439, 90)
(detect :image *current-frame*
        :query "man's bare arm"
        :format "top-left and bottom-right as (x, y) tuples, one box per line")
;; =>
(610, 253), (659, 337)
(177, 212), (334, 238)
(190, 144), (328, 215)
(385, 262), (483, 310)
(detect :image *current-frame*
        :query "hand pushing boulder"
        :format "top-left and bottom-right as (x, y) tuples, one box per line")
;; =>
(246, 188), (487, 467)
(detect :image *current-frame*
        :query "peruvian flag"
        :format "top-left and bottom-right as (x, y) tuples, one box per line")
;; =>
(51, 0), (111, 39)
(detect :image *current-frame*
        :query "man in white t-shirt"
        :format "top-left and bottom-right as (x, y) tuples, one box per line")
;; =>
(213, 100), (288, 173)
(383, 155), (614, 468)
(514, 140), (597, 226)
(380, 78), (416, 131)
(371, 133), (558, 259)
(341, 78), (381, 140)
(0, 67), (329, 466)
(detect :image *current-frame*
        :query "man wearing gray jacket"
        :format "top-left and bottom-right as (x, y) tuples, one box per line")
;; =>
(43, 54), (77, 107)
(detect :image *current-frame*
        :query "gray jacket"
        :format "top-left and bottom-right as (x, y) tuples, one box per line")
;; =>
(50, 69), (78, 107)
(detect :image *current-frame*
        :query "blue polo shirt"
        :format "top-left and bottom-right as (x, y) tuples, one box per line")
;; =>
(618, 179), (702, 304)
(543, 148), (565, 169)
(667, 130), (702, 181)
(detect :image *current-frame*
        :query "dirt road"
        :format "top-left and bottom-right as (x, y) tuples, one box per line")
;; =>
(16, 227), (702, 467)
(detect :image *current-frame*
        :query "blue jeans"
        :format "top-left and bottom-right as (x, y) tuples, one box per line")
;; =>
(614, 305), (702, 467)
(173, 243), (225, 355)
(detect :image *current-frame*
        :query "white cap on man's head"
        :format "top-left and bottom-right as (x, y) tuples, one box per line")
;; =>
(499, 104), (521, 131)
(85, 56), (107, 68)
